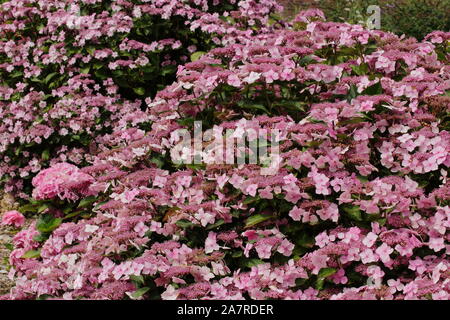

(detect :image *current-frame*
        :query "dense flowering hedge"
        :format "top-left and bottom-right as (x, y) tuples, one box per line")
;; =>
(0, 0), (282, 197)
(1, 7), (450, 300)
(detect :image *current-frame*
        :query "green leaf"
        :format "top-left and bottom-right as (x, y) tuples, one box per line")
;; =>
(356, 175), (369, 183)
(190, 51), (206, 62)
(150, 156), (164, 168)
(175, 219), (195, 229)
(243, 196), (260, 205)
(231, 250), (243, 258)
(238, 103), (270, 114)
(177, 117), (195, 127)
(377, 218), (387, 226)
(133, 87), (145, 96)
(343, 205), (362, 221)
(36, 214), (62, 233)
(318, 267), (337, 279)
(130, 275), (145, 285)
(33, 233), (49, 243)
(346, 84), (358, 102)
(19, 203), (37, 214)
(86, 47), (96, 56)
(315, 278), (325, 291)
(93, 201), (108, 211)
(161, 65), (176, 76)
(244, 214), (273, 228)
(244, 258), (265, 268)
(298, 55), (315, 66)
(362, 81), (382, 95)
(130, 287), (150, 299)
(37, 203), (50, 213)
(63, 210), (84, 219)
(296, 233), (315, 248)
(77, 196), (97, 208)
(21, 250), (41, 259)
(206, 219), (225, 230)
(44, 72), (58, 85)
(41, 149), (50, 161)
(80, 66), (90, 74)
(351, 64), (369, 76)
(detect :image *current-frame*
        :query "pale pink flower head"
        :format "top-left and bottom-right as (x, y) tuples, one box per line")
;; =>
(289, 205), (306, 221)
(32, 162), (95, 201)
(205, 232), (220, 254)
(1, 210), (25, 228)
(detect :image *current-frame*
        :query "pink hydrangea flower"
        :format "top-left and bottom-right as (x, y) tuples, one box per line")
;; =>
(375, 243), (394, 264)
(205, 232), (220, 254)
(31, 162), (95, 201)
(1, 210), (25, 228)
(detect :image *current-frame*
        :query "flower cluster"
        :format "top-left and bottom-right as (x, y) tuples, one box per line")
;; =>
(1, 7), (449, 300)
(1, 210), (25, 228)
(0, 0), (282, 197)
(31, 163), (95, 201)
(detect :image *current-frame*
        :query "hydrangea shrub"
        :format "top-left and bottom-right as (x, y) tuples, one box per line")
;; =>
(0, 0), (282, 197)
(1, 9), (450, 300)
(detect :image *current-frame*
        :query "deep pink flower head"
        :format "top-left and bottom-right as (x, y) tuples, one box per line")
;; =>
(1, 210), (25, 228)
(31, 163), (95, 201)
